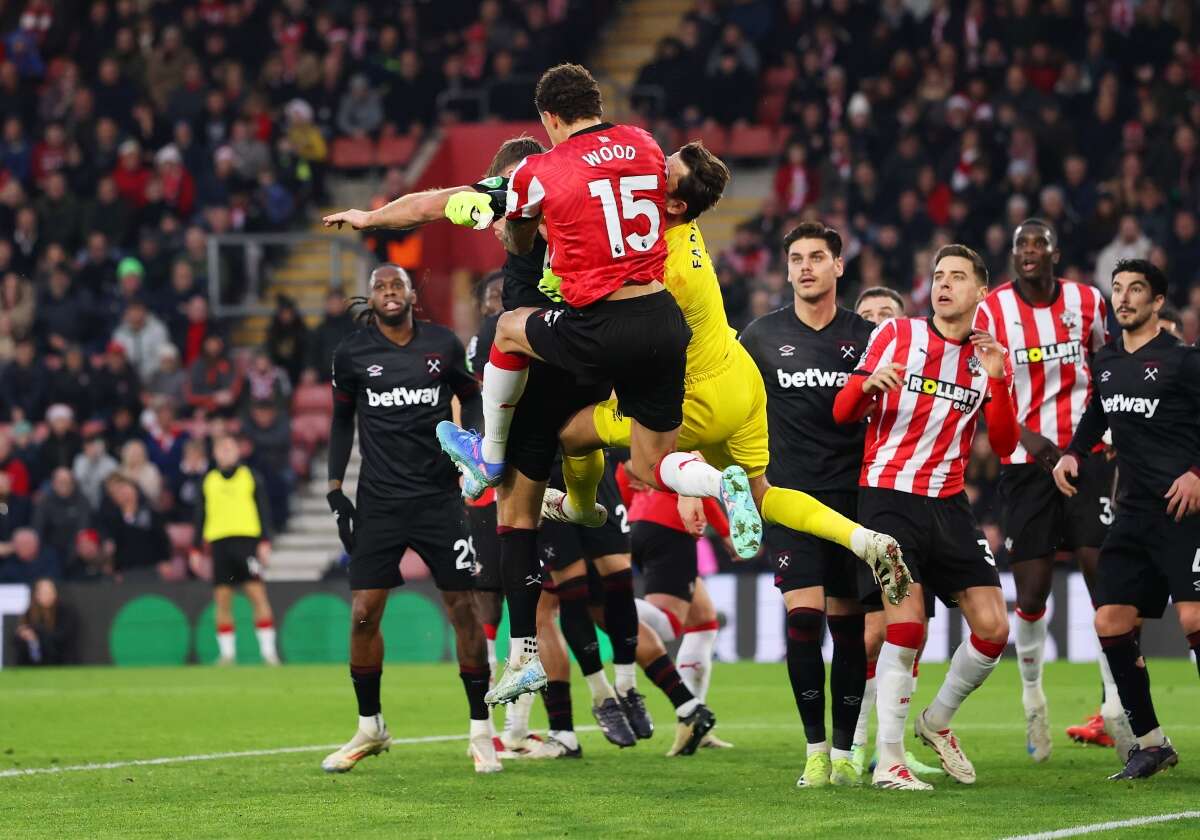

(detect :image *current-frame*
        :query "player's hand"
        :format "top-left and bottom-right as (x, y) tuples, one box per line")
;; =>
(444, 191), (495, 229)
(970, 330), (1008, 379)
(1021, 428), (1062, 473)
(256, 540), (272, 566)
(1164, 470), (1200, 522)
(327, 489), (357, 553)
(322, 208), (372, 230)
(863, 363), (905, 395)
(1052, 453), (1080, 497)
(677, 496), (707, 539)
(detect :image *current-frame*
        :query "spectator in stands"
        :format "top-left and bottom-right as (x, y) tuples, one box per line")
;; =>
(46, 345), (94, 422)
(10, 205), (38, 276)
(306, 289), (354, 383)
(284, 99), (327, 202)
(244, 400), (292, 532)
(184, 332), (241, 417)
(384, 49), (437, 134)
(92, 341), (141, 418)
(120, 438), (163, 510)
(243, 348), (291, 412)
(32, 467), (89, 575)
(99, 473), (169, 580)
(73, 428), (117, 512)
(0, 528), (60, 584)
(265, 294), (307, 386)
(112, 296), (170, 383)
(1094, 214), (1154, 294)
(112, 138), (149, 209)
(774, 141), (820, 214)
(175, 295), (219, 368)
(143, 396), (188, 481)
(34, 403), (82, 487)
(1, 270), (35, 338)
(337, 74), (384, 138)
(35, 267), (89, 354)
(0, 337), (46, 421)
(154, 144), (194, 219)
(35, 170), (81, 252)
(1166, 209), (1200, 306)
(12, 578), (77, 665)
(0, 472), (31, 546)
(170, 438), (208, 525)
(145, 343), (186, 404)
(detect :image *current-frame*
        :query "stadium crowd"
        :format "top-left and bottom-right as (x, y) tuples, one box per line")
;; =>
(631, 0), (1199, 345)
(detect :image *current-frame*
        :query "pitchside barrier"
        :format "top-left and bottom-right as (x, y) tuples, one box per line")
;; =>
(0, 571), (1188, 669)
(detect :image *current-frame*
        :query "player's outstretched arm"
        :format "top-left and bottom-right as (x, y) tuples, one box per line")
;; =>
(322, 186), (473, 231)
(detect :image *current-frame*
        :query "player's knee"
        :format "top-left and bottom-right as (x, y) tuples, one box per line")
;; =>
(974, 612), (1009, 645)
(350, 603), (383, 636)
(1094, 607), (1134, 638)
(1016, 590), (1049, 616)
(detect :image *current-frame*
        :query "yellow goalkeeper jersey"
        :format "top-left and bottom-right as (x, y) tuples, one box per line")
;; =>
(663, 221), (738, 383)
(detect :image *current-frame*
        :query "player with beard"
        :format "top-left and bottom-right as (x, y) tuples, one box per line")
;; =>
(974, 219), (1125, 761)
(320, 265), (498, 774)
(1053, 259), (1200, 780)
(835, 245), (1020, 790)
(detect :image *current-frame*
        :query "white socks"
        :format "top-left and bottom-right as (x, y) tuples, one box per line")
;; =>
(585, 670), (616, 702)
(854, 674), (877, 746)
(635, 598), (677, 643)
(655, 452), (722, 498)
(875, 640), (917, 765)
(614, 663), (637, 695)
(504, 691), (534, 740)
(469, 718), (491, 738)
(1097, 647), (1124, 718)
(508, 636), (537, 666)
(485, 638), (497, 674)
(925, 636), (1003, 731)
(677, 626), (717, 702)
(1137, 726), (1167, 750)
(551, 729), (579, 750)
(1015, 609), (1047, 707)
(481, 361), (528, 463)
(255, 624), (278, 664)
(807, 740), (829, 756)
(359, 713), (385, 736)
(217, 629), (235, 660)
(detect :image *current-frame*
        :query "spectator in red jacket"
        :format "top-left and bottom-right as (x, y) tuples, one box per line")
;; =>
(184, 332), (241, 417)
(0, 430), (30, 497)
(154, 144), (194, 217)
(112, 138), (150, 209)
(774, 141), (820, 214)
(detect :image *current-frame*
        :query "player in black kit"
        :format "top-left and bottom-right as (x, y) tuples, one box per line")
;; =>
(1053, 259), (1200, 780)
(740, 222), (873, 788)
(319, 264), (499, 775)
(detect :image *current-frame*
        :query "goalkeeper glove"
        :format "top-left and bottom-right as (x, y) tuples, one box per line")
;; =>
(445, 192), (495, 229)
(326, 489), (357, 553)
(538, 267), (565, 303)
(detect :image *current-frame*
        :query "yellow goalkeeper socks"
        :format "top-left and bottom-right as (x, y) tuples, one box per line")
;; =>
(562, 450), (605, 519)
(761, 486), (857, 550)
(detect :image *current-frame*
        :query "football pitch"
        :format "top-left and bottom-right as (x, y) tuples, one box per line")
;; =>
(2, 661), (1198, 839)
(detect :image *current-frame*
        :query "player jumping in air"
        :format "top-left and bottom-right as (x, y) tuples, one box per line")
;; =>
(834, 245), (1020, 790)
(1053, 259), (1200, 780)
(974, 219), (1127, 762)
(320, 265), (498, 775)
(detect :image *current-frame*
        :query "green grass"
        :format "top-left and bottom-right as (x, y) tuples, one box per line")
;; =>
(1, 661), (1198, 838)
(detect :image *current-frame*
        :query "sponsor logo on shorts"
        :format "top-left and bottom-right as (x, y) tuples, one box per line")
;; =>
(776, 368), (851, 389)
(366, 386), (440, 407)
(905, 374), (981, 413)
(1099, 393), (1159, 418)
(1013, 340), (1081, 366)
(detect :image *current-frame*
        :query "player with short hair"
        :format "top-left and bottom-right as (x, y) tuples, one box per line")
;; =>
(436, 65), (766, 706)
(973, 219), (1122, 761)
(834, 245), (1020, 790)
(854, 287), (905, 325)
(1052, 258), (1200, 780)
(320, 265), (498, 775)
(191, 435), (279, 666)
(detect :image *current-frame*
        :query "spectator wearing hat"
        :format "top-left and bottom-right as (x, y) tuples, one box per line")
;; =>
(284, 99), (327, 202)
(0, 528), (61, 584)
(155, 144), (194, 217)
(145, 343), (186, 404)
(73, 426), (117, 511)
(34, 403), (82, 487)
(196, 145), (240, 211)
(112, 138), (149, 208)
(184, 331), (241, 417)
(32, 466), (90, 571)
(0, 337), (46, 422)
(91, 340), (141, 419)
(112, 294), (170, 382)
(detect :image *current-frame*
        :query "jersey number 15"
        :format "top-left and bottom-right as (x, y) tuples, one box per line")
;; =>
(587, 175), (661, 259)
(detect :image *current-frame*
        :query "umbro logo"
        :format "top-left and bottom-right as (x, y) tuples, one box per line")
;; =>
(800, 690), (820, 700)
(367, 364), (383, 378)
(779, 345), (795, 357)
(1100, 371), (1112, 382)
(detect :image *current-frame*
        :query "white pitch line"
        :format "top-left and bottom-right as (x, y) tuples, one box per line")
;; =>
(999, 812), (1200, 840)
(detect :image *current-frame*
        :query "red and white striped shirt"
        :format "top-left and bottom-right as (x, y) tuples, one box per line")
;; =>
(851, 317), (1010, 498)
(973, 280), (1107, 464)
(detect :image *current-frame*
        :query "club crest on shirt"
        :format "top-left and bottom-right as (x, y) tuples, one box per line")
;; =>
(779, 344), (795, 357)
(1060, 310), (1079, 329)
(967, 355), (983, 376)
(839, 343), (857, 359)
(366, 364), (383, 378)
(1143, 363), (1159, 381)
(425, 354), (443, 376)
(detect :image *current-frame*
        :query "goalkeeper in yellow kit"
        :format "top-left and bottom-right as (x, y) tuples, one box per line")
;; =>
(446, 141), (910, 604)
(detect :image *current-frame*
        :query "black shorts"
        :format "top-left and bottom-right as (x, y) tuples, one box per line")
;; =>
(1095, 509), (1200, 619)
(211, 537), (262, 586)
(767, 491), (861, 600)
(508, 359), (612, 482)
(632, 521), (697, 601)
(524, 290), (690, 433)
(539, 457), (631, 575)
(466, 500), (500, 592)
(997, 456), (1116, 563)
(857, 487), (1000, 608)
(351, 489), (475, 592)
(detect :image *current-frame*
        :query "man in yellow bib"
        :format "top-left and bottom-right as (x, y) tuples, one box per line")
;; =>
(192, 434), (280, 665)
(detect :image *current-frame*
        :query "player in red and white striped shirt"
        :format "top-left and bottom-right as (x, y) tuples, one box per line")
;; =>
(833, 245), (1020, 790)
(974, 219), (1128, 762)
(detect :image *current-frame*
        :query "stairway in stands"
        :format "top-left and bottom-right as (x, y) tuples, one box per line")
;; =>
(268, 447), (357, 581)
(591, 0), (694, 119)
(229, 177), (374, 348)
